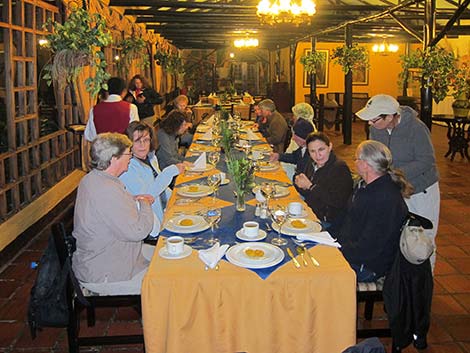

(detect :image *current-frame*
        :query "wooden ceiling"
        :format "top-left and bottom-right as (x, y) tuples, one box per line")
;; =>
(109, 0), (470, 49)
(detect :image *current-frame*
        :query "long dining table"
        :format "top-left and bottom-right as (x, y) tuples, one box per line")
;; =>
(141, 122), (356, 353)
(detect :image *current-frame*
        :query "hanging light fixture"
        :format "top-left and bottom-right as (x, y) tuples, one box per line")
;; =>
(257, 0), (316, 26)
(234, 38), (259, 48)
(372, 40), (399, 54)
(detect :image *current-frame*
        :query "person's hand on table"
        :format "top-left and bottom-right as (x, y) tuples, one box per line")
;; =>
(269, 152), (279, 162)
(135, 194), (155, 204)
(175, 163), (186, 174)
(294, 173), (314, 190)
(183, 161), (193, 169)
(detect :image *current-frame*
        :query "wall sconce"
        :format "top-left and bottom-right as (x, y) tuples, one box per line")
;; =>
(372, 41), (399, 54)
(234, 38), (259, 48)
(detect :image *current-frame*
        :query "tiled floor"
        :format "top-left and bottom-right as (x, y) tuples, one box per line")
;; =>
(0, 120), (469, 353)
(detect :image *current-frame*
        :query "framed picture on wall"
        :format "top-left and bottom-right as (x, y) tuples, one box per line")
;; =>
(303, 49), (329, 88)
(352, 65), (369, 85)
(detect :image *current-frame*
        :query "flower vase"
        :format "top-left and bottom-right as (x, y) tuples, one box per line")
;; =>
(235, 191), (246, 212)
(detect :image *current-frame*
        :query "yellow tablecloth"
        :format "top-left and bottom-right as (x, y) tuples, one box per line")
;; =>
(142, 131), (357, 353)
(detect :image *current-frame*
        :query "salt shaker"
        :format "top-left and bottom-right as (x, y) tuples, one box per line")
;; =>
(255, 203), (261, 217)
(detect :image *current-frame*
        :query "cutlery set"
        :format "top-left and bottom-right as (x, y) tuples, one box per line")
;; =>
(286, 245), (320, 269)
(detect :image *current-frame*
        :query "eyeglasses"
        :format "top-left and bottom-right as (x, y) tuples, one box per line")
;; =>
(133, 138), (151, 145)
(370, 116), (386, 124)
(122, 152), (133, 157)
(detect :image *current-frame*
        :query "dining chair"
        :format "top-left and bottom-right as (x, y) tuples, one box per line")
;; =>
(51, 221), (144, 353)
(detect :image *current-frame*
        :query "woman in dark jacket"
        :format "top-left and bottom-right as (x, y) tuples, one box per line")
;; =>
(125, 75), (163, 120)
(295, 132), (353, 224)
(331, 140), (412, 282)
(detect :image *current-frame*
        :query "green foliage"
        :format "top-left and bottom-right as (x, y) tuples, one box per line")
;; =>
(43, 8), (112, 97)
(118, 37), (150, 75)
(226, 154), (255, 196)
(220, 120), (234, 154)
(300, 50), (325, 74)
(450, 63), (470, 100)
(332, 44), (369, 75)
(399, 46), (456, 103)
(154, 50), (184, 74)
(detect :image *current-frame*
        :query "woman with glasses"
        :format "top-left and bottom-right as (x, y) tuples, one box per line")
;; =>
(331, 140), (411, 282)
(72, 133), (155, 295)
(294, 132), (353, 225)
(120, 121), (185, 232)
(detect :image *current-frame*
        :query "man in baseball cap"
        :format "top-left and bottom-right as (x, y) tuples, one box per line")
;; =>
(356, 94), (440, 270)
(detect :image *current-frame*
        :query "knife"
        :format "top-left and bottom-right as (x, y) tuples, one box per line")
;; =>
(302, 244), (320, 266)
(286, 248), (301, 268)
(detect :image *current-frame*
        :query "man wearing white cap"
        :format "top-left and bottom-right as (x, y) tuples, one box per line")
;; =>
(356, 94), (440, 269)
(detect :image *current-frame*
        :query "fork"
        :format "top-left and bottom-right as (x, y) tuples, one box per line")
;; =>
(265, 222), (273, 232)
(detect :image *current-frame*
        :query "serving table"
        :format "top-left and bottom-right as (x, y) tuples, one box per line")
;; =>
(141, 126), (356, 353)
(432, 115), (470, 161)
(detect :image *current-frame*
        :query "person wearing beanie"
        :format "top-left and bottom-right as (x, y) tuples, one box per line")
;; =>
(356, 94), (439, 270)
(295, 132), (353, 225)
(270, 118), (315, 181)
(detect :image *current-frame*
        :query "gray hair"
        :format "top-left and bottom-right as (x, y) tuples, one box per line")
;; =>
(90, 133), (132, 170)
(357, 140), (413, 197)
(258, 99), (276, 113)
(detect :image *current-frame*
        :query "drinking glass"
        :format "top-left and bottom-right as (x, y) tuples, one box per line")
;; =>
(260, 182), (275, 209)
(208, 151), (220, 167)
(207, 173), (221, 201)
(204, 207), (222, 245)
(270, 207), (287, 246)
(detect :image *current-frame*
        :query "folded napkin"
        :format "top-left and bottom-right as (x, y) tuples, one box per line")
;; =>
(255, 189), (266, 203)
(246, 129), (259, 141)
(205, 115), (215, 125)
(198, 243), (229, 269)
(193, 152), (207, 170)
(201, 129), (213, 140)
(296, 231), (341, 248)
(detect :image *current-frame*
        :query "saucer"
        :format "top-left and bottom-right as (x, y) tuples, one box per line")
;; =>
(236, 229), (267, 241)
(221, 179), (230, 185)
(159, 244), (192, 260)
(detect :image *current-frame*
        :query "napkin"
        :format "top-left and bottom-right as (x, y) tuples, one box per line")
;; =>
(205, 115), (215, 125)
(201, 129), (213, 140)
(198, 243), (229, 269)
(193, 152), (207, 170)
(255, 189), (266, 203)
(246, 129), (259, 141)
(296, 231), (341, 248)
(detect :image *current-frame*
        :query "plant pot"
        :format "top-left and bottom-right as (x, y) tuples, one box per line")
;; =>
(452, 98), (470, 118)
(235, 191), (246, 212)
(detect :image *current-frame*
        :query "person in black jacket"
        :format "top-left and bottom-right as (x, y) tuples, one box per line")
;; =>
(331, 140), (412, 282)
(125, 75), (163, 122)
(295, 132), (353, 224)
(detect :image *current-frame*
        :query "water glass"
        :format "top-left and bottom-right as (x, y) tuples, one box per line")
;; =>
(205, 207), (222, 245)
(270, 208), (287, 246)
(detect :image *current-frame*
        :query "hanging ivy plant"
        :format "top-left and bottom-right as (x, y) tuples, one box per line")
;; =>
(332, 44), (369, 75)
(117, 37), (150, 75)
(42, 8), (112, 97)
(399, 46), (456, 103)
(154, 50), (184, 74)
(300, 50), (325, 74)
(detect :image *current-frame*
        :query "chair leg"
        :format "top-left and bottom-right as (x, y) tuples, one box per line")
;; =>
(67, 303), (81, 353)
(364, 298), (375, 320)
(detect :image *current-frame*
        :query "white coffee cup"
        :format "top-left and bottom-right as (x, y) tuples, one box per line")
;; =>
(288, 202), (303, 216)
(166, 236), (184, 255)
(243, 221), (259, 238)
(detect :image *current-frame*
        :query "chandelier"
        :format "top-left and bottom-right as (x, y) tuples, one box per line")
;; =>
(257, 0), (316, 26)
(234, 38), (259, 48)
(372, 41), (399, 54)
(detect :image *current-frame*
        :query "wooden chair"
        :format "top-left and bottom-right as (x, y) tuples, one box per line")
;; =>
(52, 222), (144, 353)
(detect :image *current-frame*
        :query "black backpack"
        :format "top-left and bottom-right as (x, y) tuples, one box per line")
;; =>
(28, 225), (87, 338)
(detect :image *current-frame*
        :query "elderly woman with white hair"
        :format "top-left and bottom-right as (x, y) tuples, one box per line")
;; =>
(331, 140), (411, 282)
(72, 133), (155, 295)
(285, 102), (316, 153)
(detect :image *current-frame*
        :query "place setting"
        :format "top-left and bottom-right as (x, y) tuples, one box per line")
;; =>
(184, 152), (216, 174)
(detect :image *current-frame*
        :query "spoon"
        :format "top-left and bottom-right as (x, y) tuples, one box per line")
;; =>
(296, 246), (309, 267)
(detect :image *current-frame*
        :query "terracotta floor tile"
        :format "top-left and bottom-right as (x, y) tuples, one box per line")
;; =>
(453, 293), (470, 312)
(438, 224), (465, 236)
(435, 260), (458, 276)
(455, 223), (470, 233)
(432, 295), (468, 315)
(424, 343), (466, 353)
(436, 275), (470, 293)
(14, 326), (64, 349)
(428, 319), (454, 344)
(460, 341), (470, 353)
(114, 307), (141, 321)
(439, 316), (470, 341)
(0, 322), (25, 349)
(438, 245), (469, 259)
(438, 235), (454, 246)
(0, 297), (29, 321)
(448, 258), (470, 274)
(106, 321), (143, 336)
(446, 234), (470, 246)
(433, 278), (448, 294)
(0, 264), (35, 282)
(12, 250), (44, 265)
(0, 280), (19, 299)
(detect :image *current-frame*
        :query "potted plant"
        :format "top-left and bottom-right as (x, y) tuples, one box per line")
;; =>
(449, 56), (470, 117)
(300, 50), (326, 74)
(42, 7), (112, 97)
(154, 49), (184, 74)
(226, 154), (255, 212)
(331, 44), (369, 75)
(117, 37), (150, 75)
(399, 46), (456, 103)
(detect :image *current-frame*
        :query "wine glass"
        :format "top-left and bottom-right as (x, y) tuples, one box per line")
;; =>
(204, 207), (222, 245)
(207, 173), (221, 201)
(208, 151), (220, 167)
(270, 207), (287, 246)
(260, 182), (275, 209)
